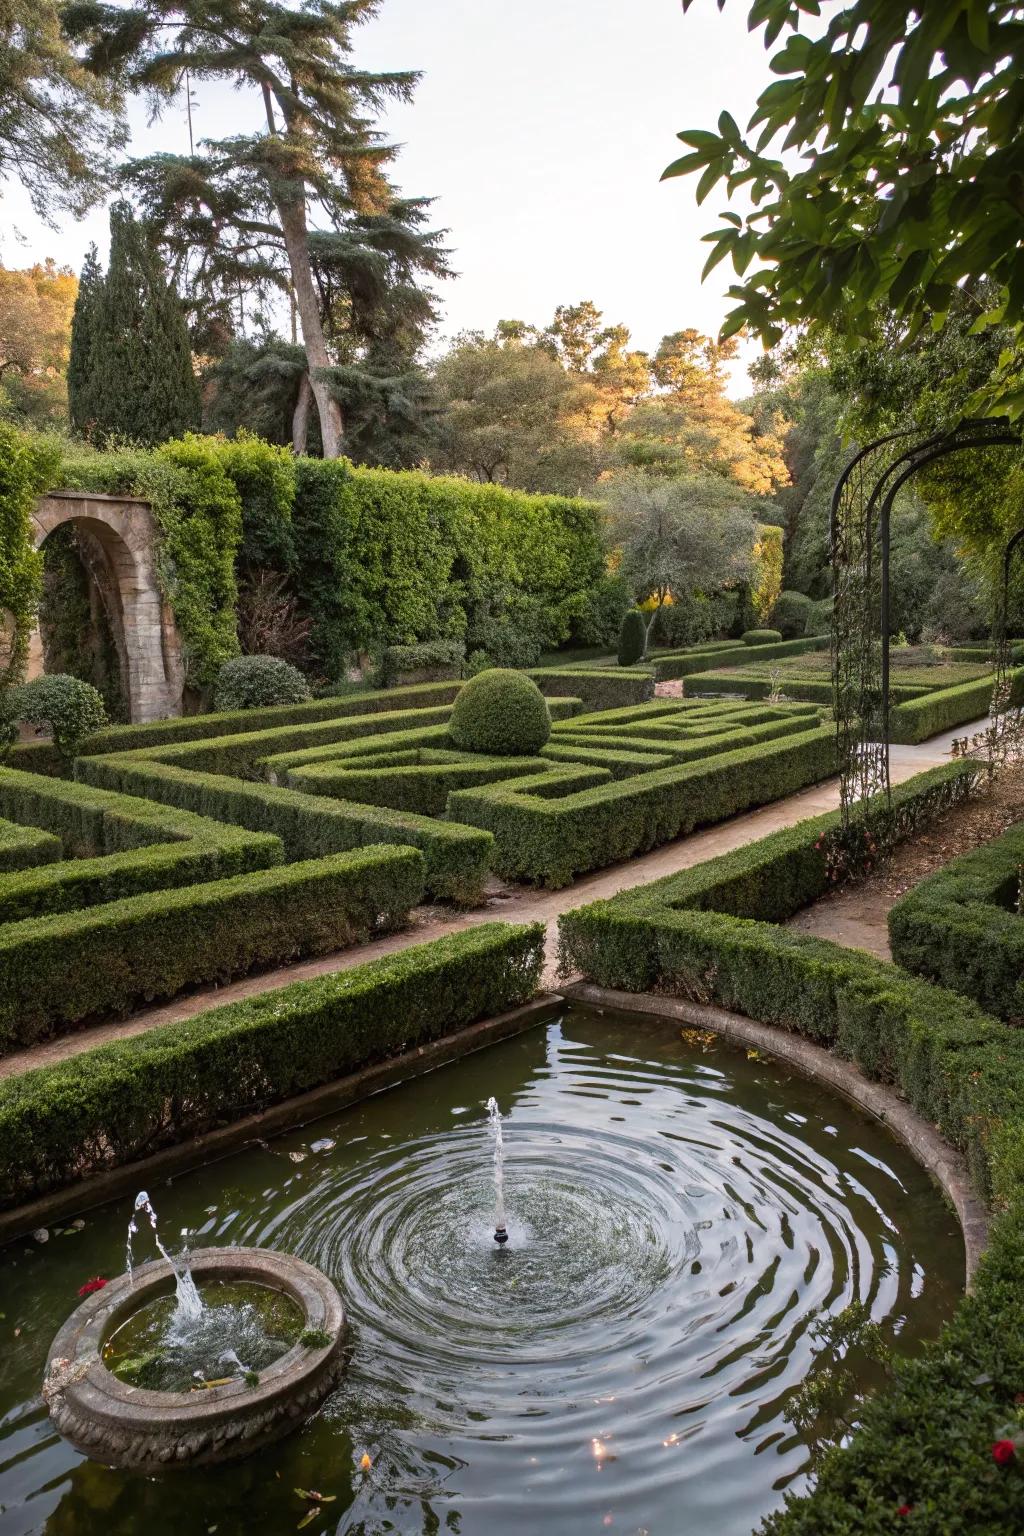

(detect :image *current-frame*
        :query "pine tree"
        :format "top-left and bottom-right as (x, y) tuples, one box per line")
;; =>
(86, 202), (201, 446)
(67, 245), (104, 437)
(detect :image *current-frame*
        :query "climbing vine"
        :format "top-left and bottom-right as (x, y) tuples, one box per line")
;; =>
(0, 421), (51, 693)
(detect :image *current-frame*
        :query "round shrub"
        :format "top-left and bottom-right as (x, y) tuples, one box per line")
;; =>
(742, 628), (784, 646)
(448, 668), (551, 755)
(617, 609), (647, 666)
(13, 674), (107, 763)
(771, 590), (813, 639)
(214, 654), (311, 711)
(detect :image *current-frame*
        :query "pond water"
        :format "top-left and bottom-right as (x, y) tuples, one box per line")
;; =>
(0, 1007), (963, 1536)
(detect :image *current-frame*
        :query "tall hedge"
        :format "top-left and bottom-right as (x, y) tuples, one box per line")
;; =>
(0, 423), (50, 692)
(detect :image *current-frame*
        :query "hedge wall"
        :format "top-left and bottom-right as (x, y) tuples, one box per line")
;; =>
(0, 921), (544, 1206)
(0, 844), (424, 1052)
(889, 668), (1024, 744)
(889, 819), (1024, 1022)
(449, 723), (839, 887)
(0, 817), (62, 873)
(79, 752), (493, 906)
(0, 765), (279, 922)
(287, 750), (553, 818)
(651, 634), (829, 679)
(527, 667), (655, 712)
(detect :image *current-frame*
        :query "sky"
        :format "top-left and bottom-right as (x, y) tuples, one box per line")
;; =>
(1, 0), (775, 393)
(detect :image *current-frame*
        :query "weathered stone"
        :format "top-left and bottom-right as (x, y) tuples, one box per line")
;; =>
(44, 1247), (345, 1472)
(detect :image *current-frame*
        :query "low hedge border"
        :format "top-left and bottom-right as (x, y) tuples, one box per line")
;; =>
(449, 723), (839, 887)
(0, 843), (425, 1054)
(651, 634), (829, 679)
(556, 759), (1024, 1535)
(286, 750), (554, 817)
(527, 667), (655, 711)
(9, 680), (466, 775)
(0, 921), (544, 1208)
(0, 817), (62, 873)
(0, 766), (280, 923)
(889, 818), (1024, 1021)
(687, 671), (926, 706)
(889, 667), (1024, 743)
(558, 761), (979, 990)
(78, 753), (494, 905)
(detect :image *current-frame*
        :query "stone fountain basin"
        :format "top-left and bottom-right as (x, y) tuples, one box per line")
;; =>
(44, 1246), (346, 1473)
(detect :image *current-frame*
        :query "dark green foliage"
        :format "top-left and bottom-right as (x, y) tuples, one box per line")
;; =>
(380, 640), (465, 686)
(214, 655), (311, 711)
(450, 723), (838, 888)
(0, 764), (279, 922)
(803, 596), (834, 636)
(448, 669), (552, 756)
(570, 571), (633, 649)
(890, 821), (1024, 1022)
(0, 922), (544, 1205)
(559, 761), (978, 990)
(74, 203), (201, 447)
(0, 421), (49, 693)
(39, 526), (128, 721)
(729, 580), (757, 636)
(66, 244), (104, 438)
(528, 668), (653, 712)
(80, 752), (493, 906)
(652, 634), (828, 680)
(0, 844), (424, 1053)
(890, 670), (1024, 744)
(0, 818), (62, 873)
(771, 590), (813, 638)
(12, 674), (106, 764)
(288, 750), (552, 818)
(742, 628), (784, 645)
(617, 608), (647, 665)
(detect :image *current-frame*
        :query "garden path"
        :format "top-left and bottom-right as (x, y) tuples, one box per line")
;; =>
(0, 726), (978, 1084)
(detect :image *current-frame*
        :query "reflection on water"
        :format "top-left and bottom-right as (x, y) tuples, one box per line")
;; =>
(0, 1008), (963, 1536)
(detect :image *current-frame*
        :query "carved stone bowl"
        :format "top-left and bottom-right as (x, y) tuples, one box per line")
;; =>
(43, 1246), (345, 1473)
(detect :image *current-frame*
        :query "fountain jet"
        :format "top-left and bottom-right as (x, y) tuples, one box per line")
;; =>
(486, 1098), (509, 1244)
(126, 1191), (202, 1323)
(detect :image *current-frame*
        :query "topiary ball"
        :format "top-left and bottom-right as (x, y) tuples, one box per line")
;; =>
(214, 655), (311, 711)
(617, 608), (647, 666)
(448, 668), (551, 756)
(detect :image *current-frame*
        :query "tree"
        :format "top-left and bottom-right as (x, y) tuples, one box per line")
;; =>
(66, 245), (104, 436)
(430, 327), (603, 493)
(68, 1), (447, 458)
(68, 202), (201, 446)
(0, 2), (123, 221)
(601, 470), (757, 652)
(0, 260), (77, 426)
(666, 2), (1024, 418)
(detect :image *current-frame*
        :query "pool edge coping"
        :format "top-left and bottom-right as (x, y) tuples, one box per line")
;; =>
(564, 981), (990, 1291)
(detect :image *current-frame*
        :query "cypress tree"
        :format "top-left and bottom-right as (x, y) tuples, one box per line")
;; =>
(89, 201), (201, 446)
(67, 244), (105, 439)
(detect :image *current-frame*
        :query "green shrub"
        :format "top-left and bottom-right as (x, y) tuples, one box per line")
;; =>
(803, 595), (834, 636)
(0, 817), (62, 873)
(0, 921), (544, 1205)
(380, 639), (465, 686)
(741, 627), (784, 645)
(527, 668), (652, 712)
(13, 674), (107, 764)
(890, 669), (1024, 743)
(0, 423), (49, 692)
(449, 723), (838, 887)
(771, 590), (813, 638)
(448, 668), (551, 756)
(617, 608), (647, 665)
(214, 654), (311, 711)
(889, 819), (1024, 1020)
(0, 844), (424, 1052)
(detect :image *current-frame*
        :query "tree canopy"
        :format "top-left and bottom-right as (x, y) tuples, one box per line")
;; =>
(0, 260), (77, 425)
(667, 1), (1024, 418)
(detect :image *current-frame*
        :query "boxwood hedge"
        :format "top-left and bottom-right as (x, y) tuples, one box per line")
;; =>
(889, 819), (1024, 1022)
(0, 844), (425, 1052)
(0, 920), (544, 1207)
(0, 816), (62, 873)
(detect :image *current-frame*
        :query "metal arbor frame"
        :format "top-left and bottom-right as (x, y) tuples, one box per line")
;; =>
(829, 419), (1023, 830)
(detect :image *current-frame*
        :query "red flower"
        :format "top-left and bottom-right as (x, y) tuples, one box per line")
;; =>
(992, 1439), (1016, 1467)
(896, 1506), (912, 1517)
(77, 1277), (107, 1297)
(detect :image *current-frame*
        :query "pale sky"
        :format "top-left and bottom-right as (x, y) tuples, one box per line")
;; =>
(1, 0), (773, 392)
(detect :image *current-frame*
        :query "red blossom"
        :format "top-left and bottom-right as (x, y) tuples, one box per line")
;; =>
(77, 1277), (107, 1297)
(896, 1506), (912, 1517)
(992, 1439), (1016, 1467)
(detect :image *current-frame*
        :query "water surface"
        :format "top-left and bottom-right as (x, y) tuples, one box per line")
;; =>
(0, 1007), (963, 1536)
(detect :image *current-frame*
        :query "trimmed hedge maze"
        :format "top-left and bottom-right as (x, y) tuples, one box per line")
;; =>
(0, 764), (426, 1052)
(558, 761), (1024, 1535)
(75, 691), (838, 893)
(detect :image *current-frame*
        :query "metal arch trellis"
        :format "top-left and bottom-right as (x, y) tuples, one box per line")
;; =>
(830, 419), (1024, 832)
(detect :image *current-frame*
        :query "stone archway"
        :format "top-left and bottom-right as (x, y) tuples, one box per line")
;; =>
(30, 492), (184, 722)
